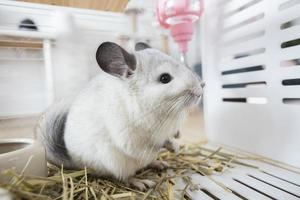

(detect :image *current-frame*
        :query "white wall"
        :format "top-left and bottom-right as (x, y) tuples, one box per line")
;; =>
(0, 0), (161, 118)
(0, 0), (202, 118)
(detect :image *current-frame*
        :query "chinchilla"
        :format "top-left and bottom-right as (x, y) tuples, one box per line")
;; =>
(39, 41), (204, 191)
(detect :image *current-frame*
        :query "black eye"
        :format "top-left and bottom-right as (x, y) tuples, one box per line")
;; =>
(159, 73), (172, 84)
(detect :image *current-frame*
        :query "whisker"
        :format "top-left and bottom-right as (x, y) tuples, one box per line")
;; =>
(137, 97), (179, 165)
(139, 94), (189, 164)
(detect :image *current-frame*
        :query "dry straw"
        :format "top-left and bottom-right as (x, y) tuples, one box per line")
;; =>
(0, 144), (260, 200)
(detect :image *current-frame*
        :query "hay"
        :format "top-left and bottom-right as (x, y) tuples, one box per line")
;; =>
(0, 144), (259, 200)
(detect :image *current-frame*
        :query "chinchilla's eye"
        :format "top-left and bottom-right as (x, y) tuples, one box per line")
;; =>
(159, 73), (172, 84)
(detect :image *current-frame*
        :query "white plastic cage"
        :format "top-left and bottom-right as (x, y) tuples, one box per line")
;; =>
(202, 0), (300, 167)
(198, 0), (300, 199)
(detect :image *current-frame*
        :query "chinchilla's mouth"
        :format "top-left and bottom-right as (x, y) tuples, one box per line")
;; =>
(193, 93), (201, 98)
(191, 93), (202, 104)
(185, 90), (203, 106)
(188, 89), (202, 98)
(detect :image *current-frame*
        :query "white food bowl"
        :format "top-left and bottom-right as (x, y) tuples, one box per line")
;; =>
(0, 138), (47, 182)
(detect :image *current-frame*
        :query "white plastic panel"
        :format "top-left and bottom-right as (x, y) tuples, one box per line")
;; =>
(202, 0), (300, 167)
(175, 144), (300, 200)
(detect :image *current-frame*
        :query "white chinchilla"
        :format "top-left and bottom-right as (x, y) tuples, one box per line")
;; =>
(39, 41), (204, 190)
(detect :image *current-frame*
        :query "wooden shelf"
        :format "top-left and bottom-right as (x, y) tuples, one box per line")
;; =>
(0, 36), (43, 48)
(20, 0), (129, 12)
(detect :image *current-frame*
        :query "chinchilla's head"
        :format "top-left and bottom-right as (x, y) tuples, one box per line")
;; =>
(96, 42), (204, 121)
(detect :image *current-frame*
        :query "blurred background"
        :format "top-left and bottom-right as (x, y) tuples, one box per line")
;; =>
(0, 0), (205, 143)
(1, 0), (300, 175)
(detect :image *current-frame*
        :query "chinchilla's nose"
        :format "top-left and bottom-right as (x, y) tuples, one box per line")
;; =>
(200, 82), (206, 88)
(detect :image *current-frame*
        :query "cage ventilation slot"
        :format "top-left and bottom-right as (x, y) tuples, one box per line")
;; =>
(223, 97), (267, 104)
(221, 48), (265, 64)
(222, 65), (264, 75)
(281, 38), (300, 49)
(281, 16), (300, 30)
(282, 78), (300, 86)
(279, 0), (300, 11)
(223, 98), (247, 103)
(233, 48), (265, 59)
(222, 81), (266, 88)
(280, 58), (300, 67)
(282, 98), (300, 104)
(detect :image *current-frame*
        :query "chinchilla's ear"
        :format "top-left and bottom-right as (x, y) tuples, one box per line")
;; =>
(96, 42), (136, 78)
(135, 42), (151, 51)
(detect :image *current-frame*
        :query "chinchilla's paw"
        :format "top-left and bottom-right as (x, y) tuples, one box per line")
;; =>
(148, 160), (169, 171)
(127, 178), (156, 191)
(163, 139), (180, 154)
(174, 131), (180, 139)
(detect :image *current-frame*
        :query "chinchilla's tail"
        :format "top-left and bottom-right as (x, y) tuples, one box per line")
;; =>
(51, 10), (90, 100)
(36, 99), (75, 169)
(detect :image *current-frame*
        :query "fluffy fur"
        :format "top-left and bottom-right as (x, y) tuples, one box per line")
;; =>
(40, 41), (203, 186)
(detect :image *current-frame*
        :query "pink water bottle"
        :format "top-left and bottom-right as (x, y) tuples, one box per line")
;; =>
(156, 0), (204, 65)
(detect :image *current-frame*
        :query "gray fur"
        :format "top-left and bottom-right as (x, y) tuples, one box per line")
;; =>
(135, 42), (151, 51)
(96, 42), (136, 77)
(48, 113), (69, 159)
(38, 99), (75, 168)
